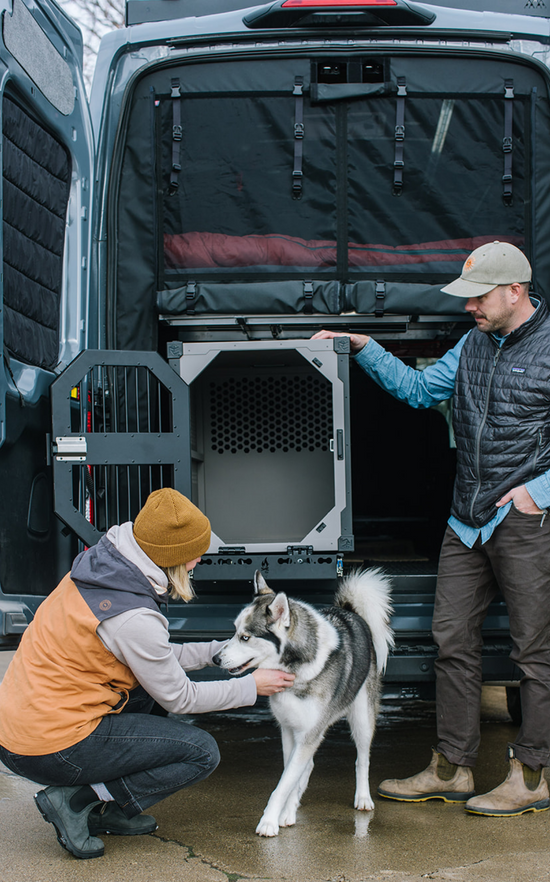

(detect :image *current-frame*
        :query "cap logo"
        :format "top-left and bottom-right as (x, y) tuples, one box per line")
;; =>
(464, 256), (476, 271)
(99, 599), (112, 611)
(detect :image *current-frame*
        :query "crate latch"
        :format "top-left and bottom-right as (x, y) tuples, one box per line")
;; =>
(53, 436), (87, 462)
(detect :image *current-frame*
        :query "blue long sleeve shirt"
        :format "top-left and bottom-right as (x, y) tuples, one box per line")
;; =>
(354, 333), (550, 547)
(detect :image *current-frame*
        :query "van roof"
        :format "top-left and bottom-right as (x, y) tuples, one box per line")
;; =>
(125, 0), (550, 28)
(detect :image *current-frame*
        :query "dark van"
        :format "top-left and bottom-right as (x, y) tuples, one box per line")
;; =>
(1, 0), (547, 711)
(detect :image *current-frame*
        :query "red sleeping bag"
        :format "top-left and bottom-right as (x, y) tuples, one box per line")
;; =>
(164, 231), (523, 269)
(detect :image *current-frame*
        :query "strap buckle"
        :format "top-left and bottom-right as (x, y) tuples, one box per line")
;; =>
(173, 124), (183, 141)
(375, 280), (386, 316)
(292, 171), (303, 193)
(395, 124), (405, 141)
(294, 122), (305, 139)
(502, 136), (512, 153)
(186, 281), (197, 314)
(303, 280), (314, 313)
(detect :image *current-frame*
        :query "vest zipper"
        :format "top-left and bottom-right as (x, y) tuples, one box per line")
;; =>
(532, 428), (543, 477)
(531, 429), (548, 527)
(469, 345), (502, 526)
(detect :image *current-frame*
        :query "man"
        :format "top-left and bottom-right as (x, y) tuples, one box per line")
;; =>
(313, 241), (550, 817)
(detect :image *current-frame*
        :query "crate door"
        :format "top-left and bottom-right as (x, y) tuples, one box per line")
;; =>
(51, 351), (192, 547)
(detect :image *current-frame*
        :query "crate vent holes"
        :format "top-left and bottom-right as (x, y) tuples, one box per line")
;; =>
(209, 374), (333, 454)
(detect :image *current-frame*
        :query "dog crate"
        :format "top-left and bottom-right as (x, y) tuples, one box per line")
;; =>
(167, 337), (353, 582)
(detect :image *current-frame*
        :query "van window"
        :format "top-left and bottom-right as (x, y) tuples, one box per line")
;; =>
(158, 89), (526, 281)
(112, 53), (548, 348)
(346, 95), (525, 274)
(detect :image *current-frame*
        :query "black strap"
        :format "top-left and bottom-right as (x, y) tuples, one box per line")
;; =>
(292, 77), (305, 199)
(185, 281), (196, 314)
(502, 78), (514, 205)
(169, 79), (182, 196)
(3, 343), (25, 407)
(374, 280), (386, 317)
(393, 77), (407, 196)
(303, 280), (314, 314)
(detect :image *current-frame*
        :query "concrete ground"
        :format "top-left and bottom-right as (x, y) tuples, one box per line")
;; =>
(2, 650), (550, 882)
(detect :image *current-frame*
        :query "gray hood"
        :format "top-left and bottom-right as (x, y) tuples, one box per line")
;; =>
(71, 527), (170, 622)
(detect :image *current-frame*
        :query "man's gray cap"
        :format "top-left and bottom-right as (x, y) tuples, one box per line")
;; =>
(441, 241), (532, 298)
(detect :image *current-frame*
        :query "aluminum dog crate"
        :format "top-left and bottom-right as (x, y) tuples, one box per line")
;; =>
(168, 338), (352, 577)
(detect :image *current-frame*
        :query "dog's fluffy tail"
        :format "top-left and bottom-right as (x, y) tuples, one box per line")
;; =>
(335, 568), (394, 673)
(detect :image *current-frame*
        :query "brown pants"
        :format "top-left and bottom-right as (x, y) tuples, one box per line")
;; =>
(433, 505), (550, 771)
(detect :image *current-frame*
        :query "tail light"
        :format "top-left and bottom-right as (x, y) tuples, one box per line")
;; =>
(244, 0), (435, 28)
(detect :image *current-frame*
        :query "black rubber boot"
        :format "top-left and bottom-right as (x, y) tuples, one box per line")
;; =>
(34, 785), (104, 859)
(88, 803), (157, 836)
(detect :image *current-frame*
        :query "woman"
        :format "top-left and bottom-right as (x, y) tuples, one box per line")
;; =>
(0, 489), (294, 859)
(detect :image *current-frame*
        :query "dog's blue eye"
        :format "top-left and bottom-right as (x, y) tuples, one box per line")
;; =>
(241, 634), (250, 642)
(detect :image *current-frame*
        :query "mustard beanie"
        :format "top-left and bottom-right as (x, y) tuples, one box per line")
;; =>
(133, 489), (211, 567)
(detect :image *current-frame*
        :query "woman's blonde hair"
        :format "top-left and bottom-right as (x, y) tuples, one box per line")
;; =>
(163, 563), (196, 602)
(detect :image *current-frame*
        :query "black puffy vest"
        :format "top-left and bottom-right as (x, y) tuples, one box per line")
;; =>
(451, 297), (550, 527)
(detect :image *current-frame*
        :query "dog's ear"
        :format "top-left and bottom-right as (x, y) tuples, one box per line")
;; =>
(254, 570), (274, 597)
(267, 593), (291, 629)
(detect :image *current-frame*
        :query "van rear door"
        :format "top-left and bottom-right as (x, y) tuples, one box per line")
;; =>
(0, 0), (94, 642)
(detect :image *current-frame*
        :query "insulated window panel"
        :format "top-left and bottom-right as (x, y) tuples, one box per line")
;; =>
(347, 96), (526, 277)
(114, 55), (548, 322)
(2, 95), (70, 369)
(160, 95), (338, 276)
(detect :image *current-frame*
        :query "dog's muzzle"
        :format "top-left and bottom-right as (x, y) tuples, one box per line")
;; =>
(212, 650), (254, 675)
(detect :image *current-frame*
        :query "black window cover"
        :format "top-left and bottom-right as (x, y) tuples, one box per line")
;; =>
(2, 95), (70, 370)
(113, 54), (550, 338)
(158, 91), (526, 280)
(161, 94), (339, 275)
(346, 95), (526, 274)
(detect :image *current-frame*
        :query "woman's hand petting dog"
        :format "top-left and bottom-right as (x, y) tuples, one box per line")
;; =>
(253, 669), (295, 696)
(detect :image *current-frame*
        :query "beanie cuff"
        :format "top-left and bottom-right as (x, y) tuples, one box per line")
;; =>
(134, 525), (210, 568)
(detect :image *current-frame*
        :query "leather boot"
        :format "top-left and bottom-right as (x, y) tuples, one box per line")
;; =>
(88, 803), (157, 835)
(465, 757), (550, 817)
(378, 749), (475, 802)
(34, 785), (104, 859)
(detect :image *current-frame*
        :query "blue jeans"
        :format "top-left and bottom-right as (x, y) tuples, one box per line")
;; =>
(0, 687), (220, 817)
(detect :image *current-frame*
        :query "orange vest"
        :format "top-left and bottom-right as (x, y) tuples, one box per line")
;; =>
(0, 574), (138, 755)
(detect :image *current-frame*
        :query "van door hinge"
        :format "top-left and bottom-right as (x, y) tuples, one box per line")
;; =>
(0, 601), (30, 637)
(53, 436), (87, 462)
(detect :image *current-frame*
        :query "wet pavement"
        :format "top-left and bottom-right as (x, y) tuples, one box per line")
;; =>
(2, 649), (550, 882)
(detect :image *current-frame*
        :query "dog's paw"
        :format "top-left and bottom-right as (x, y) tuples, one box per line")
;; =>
(278, 807), (297, 828)
(354, 793), (375, 811)
(256, 816), (280, 837)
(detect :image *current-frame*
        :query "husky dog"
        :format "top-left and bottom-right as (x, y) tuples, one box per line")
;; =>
(213, 568), (393, 837)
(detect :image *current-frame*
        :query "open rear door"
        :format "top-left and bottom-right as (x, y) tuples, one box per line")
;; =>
(0, 0), (94, 640)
